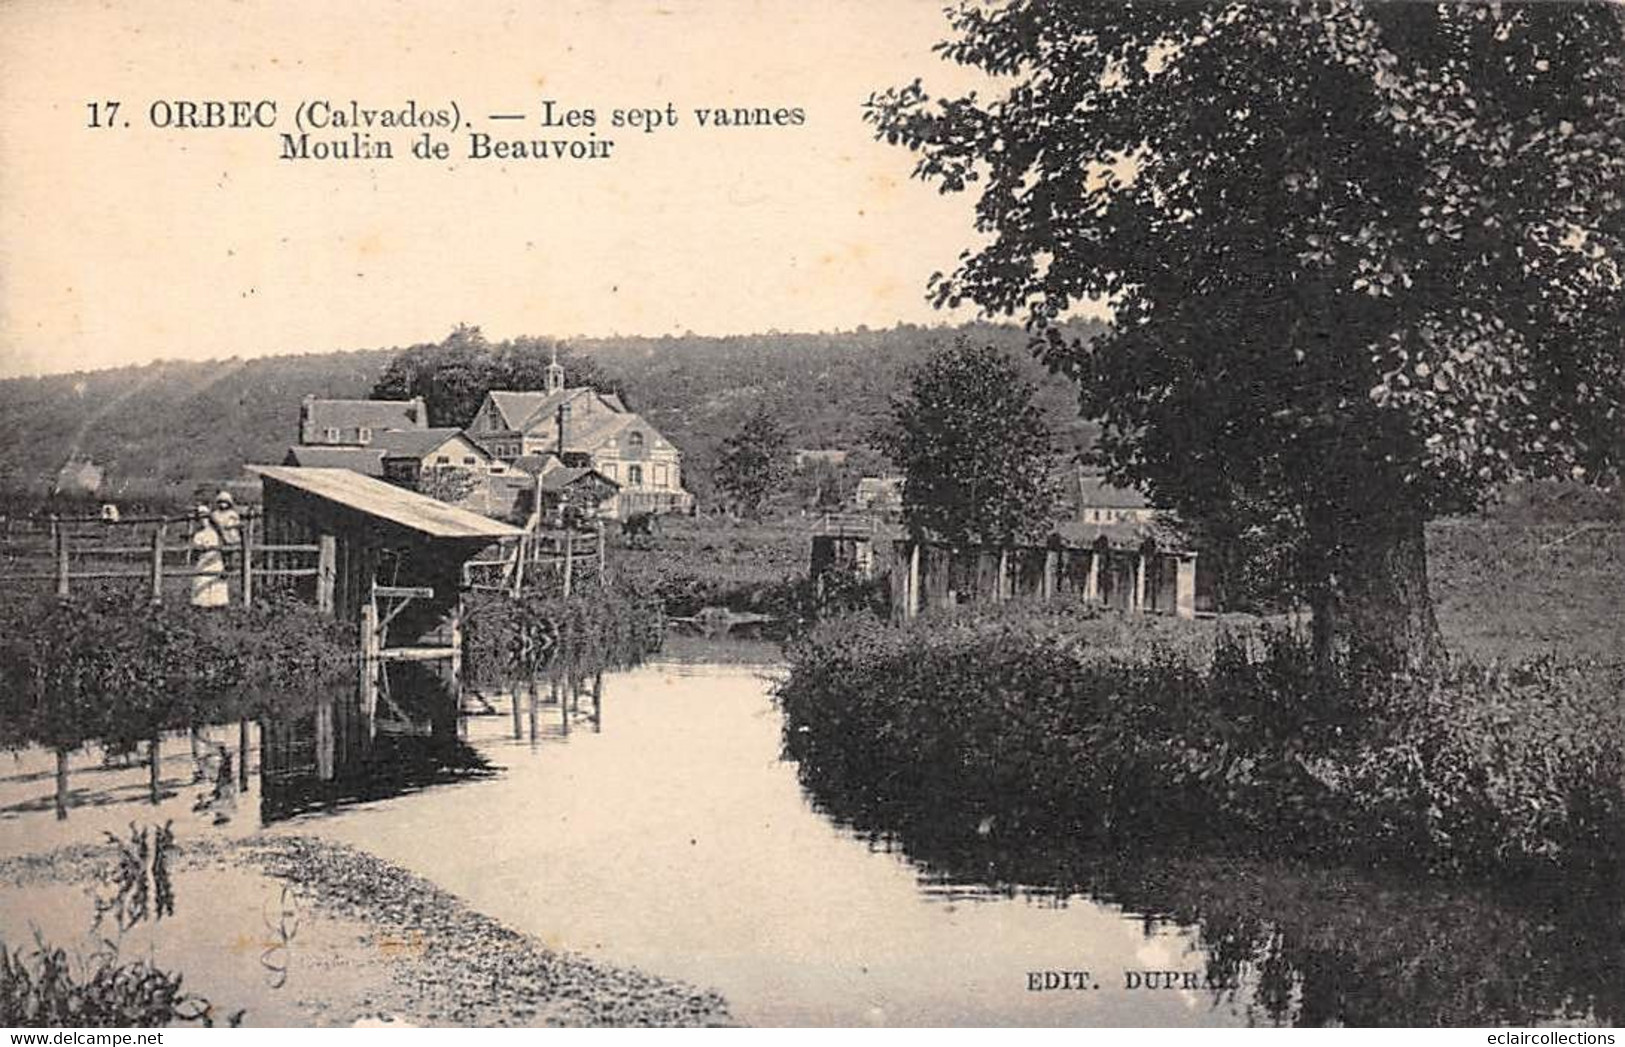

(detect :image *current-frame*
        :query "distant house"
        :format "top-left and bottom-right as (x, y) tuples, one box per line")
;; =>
(794, 449), (850, 468)
(464, 350), (690, 518)
(854, 476), (903, 513)
(485, 455), (621, 528)
(284, 445), (387, 476)
(298, 395), (428, 446)
(284, 429), (506, 511)
(1077, 473), (1157, 525)
(372, 429), (503, 487)
(53, 456), (104, 495)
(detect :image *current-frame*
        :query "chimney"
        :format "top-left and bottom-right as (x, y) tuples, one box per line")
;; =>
(300, 394), (316, 443)
(556, 403), (571, 458)
(409, 395), (427, 427)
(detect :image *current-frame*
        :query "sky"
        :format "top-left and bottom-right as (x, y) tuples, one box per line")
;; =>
(0, 0), (1069, 379)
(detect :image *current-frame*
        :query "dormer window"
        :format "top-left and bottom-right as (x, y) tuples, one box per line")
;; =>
(323, 427), (340, 443)
(627, 431), (645, 452)
(357, 427), (372, 444)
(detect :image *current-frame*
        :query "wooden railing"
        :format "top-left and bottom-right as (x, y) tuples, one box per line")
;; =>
(0, 513), (335, 609)
(462, 526), (607, 597)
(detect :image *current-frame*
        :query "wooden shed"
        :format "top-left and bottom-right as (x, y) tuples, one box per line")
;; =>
(251, 466), (524, 740)
(252, 465), (521, 623)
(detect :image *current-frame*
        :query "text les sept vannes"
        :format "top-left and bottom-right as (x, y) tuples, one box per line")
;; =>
(83, 98), (808, 163)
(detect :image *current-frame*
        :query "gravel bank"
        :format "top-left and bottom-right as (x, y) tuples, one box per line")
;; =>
(0, 833), (734, 1027)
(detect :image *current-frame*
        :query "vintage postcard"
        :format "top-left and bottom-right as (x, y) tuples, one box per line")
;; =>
(1, 0), (1620, 1033)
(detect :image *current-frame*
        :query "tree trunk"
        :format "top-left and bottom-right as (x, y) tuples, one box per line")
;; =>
(54, 748), (70, 821)
(1335, 513), (1445, 676)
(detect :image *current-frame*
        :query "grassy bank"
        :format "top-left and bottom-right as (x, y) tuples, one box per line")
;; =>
(777, 604), (1623, 883)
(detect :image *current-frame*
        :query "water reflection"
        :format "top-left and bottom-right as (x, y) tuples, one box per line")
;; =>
(802, 743), (1625, 1028)
(266, 646), (1621, 1027)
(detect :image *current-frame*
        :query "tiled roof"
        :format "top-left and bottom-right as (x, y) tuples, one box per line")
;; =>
(283, 446), (386, 476)
(510, 453), (562, 476)
(251, 466), (522, 540)
(539, 466), (619, 492)
(372, 428), (483, 460)
(488, 389), (593, 430)
(1077, 475), (1150, 509)
(303, 398), (424, 432)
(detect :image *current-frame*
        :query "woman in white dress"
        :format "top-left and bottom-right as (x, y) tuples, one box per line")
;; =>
(190, 505), (229, 608)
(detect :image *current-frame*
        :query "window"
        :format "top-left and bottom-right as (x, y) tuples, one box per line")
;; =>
(462, 456), (477, 465)
(323, 427), (340, 443)
(603, 463), (617, 479)
(436, 455), (450, 465)
(627, 465), (643, 486)
(627, 431), (645, 453)
(652, 465), (666, 487)
(357, 427), (372, 444)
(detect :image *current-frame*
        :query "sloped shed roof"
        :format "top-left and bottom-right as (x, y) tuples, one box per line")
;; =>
(250, 466), (522, 540)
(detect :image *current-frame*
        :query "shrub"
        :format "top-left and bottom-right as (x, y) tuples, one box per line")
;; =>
(777, 613), (1623, 881)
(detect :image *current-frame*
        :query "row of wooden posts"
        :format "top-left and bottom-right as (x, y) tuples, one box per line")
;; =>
(891, 537), (1199, 620)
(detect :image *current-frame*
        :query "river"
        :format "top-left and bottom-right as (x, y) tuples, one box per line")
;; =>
(267, 639), (1622, 1028)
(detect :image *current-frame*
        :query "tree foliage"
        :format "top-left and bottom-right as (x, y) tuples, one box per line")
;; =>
(369, 325), (628, 428)
(883, 341), (1060, 545)
(714, 405), (792, 519)
(867, 1), (1624, 669)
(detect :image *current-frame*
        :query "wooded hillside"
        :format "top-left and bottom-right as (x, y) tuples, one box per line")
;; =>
(0, 322), (1102, 506)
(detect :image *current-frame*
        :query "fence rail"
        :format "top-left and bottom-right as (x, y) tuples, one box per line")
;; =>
(461, 524), (608, 597)
(0, 513), (331, 609)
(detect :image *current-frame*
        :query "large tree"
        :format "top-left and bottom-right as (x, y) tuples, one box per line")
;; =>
(715, 405), (792, 519)
(885, 341), (1060, 546)
(371, 325), (628, 427)
(868, 1), (1623, 671)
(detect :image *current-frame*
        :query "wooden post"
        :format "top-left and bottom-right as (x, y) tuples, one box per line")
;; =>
(360, 600), (379, 741)
(1086, 538), (1106, 604)
(906, 541), (921, 620)
(1176, 552), (1198, 620)
(559, 677), (570, 736)
(148, 734), (162, 805)
(449, 597), (464, 709)
(54, 748), (69, 821)
(316, 534), (336, 615)
(1134, 541), (1151, 614)
(150, 524), (166, 604)
(238, 719), (251, 790)
(995, 549), (1009, 603)
(596, 520), (607, 589)
(315, 693), (335, 781)
(55, 528), (70, 597)
(239, 515), (254, 606)
(592, 671), (603, 733)
(562, 531), (574, 598)
(511, 535), (527, 596)
(1043, 549), (1058, 601)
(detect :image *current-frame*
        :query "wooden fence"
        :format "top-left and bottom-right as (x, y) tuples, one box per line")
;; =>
(0, 511), (335, 609)
(890, 537), (1198, 621)
(461, 524), (607, 597)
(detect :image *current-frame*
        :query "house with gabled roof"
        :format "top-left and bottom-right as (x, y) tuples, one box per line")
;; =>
(298, 395), (428, 446)
(464, 350), (691, 517)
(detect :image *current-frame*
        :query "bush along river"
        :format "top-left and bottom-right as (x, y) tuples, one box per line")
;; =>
(254, 635), (1621, 1028)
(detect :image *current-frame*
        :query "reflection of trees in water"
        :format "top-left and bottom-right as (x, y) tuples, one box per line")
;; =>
(806, 783), (1623, 1027)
